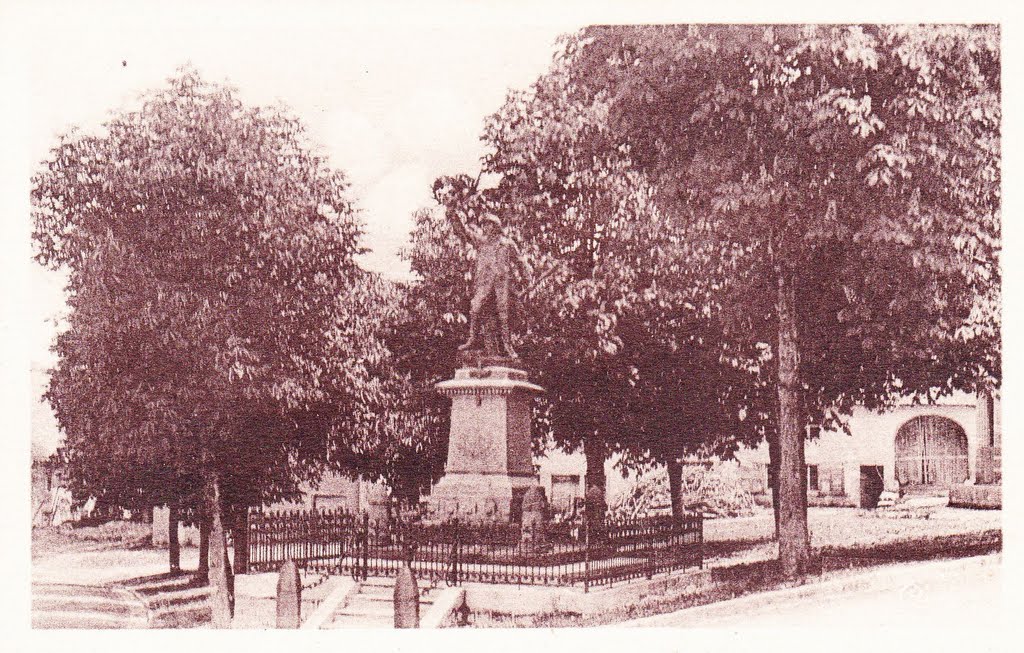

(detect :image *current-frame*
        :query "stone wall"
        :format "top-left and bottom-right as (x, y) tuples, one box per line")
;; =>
(949, 484), (1001, 509)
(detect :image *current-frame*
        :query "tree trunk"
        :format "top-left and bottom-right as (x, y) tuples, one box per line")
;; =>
(667, 456), (685, 525)
(232, 507), (249, 575)
(168, 502), (181, 575)
(198, 517), (210, 582)
(583, 438), (607, 523)
(205, 472), (233, 627)
(776, 269), (811, 578)
(767, 430), (781, 538)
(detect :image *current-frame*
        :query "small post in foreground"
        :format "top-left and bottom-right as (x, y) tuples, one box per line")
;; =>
(276, 559), (302, 628)
(394, 564), (420, 628)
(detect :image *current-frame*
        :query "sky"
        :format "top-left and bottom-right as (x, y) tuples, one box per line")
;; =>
(12, 1), (581, 370)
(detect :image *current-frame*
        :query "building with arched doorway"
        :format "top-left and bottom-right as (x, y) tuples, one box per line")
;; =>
(734, 392), (1000, 509)
(250, 392), (1000, 517)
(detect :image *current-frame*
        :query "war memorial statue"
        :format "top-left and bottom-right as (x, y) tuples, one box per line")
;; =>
(426, 182), (547, 524)
(448, 209), (518, 359)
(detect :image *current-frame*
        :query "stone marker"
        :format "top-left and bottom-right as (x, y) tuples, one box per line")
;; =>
(520, 485), (549, 545)
(276, 559), (301, 628)
(394, 564), (419, 628)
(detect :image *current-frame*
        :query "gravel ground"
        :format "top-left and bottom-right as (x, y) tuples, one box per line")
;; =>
(808, 506), (1001, 549)
(699, 505), (1001, 566)
(623, 554), (1002, 628)
(32, 524), (200, 585)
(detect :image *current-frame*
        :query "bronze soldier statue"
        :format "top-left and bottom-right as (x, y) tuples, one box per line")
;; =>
(448, 209), (518, 359)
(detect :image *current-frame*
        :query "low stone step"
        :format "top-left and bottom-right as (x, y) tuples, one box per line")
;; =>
(32, 610), (147, 629)
(336, 601), (393, 619)
(327, 613), (393, 628)
(149, 602), (212, 629)
(358, 578), (438, 595)
(142, 585), (211, 610)
(361, 592), (435, 606)
(121, 573), (196, 591)
(128, 578), (208, 597)
(33, 595), (147, 618)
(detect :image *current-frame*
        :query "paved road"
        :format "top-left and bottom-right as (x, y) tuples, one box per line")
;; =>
(624, 554), (1001, 628)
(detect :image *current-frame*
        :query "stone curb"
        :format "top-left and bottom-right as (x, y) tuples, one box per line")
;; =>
(422, 587), (466, 628)
(300, 577), (357, 629)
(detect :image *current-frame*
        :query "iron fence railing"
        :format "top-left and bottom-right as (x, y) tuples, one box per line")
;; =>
(247, 506), (702, 590)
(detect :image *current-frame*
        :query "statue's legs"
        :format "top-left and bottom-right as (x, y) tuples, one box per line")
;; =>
(460, 282), (492, 351)
(495, 280), (516, 358)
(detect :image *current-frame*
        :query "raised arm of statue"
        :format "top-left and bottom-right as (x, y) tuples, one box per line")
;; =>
(447, 208), (484, 246)
(508, 237), (531, 278)
(433, 175), (484, 246)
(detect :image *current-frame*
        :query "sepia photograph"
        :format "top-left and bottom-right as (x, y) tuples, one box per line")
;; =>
(0, 0), (1016, 648)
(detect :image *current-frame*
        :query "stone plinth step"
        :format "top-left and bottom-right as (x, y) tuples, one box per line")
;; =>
(327, 613), (393, 628)
(33, 595), (147, 618)
(33, 610), (147, 629)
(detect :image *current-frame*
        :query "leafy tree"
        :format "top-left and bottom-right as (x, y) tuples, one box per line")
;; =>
(556, 25), (1000, 576)
(377, 207), (471, 501)
(32, 68), (395, 623)
(421, 54), (775, 523)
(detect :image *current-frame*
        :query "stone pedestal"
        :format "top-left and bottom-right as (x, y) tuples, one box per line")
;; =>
(427, 364), (543, 523)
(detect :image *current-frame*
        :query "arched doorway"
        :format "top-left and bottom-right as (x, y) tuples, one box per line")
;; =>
(895, 415), (969, 489)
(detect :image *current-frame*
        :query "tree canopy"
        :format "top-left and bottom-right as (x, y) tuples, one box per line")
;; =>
(31, 69), (417, 615)
(545, 24), (1000, 575)
(418, 52), (778, 521)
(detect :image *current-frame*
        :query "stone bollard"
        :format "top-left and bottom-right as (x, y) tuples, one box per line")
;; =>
(393, 564), (419, 628)
(276, 559), (301, 628)
(520, 485), (549, 546)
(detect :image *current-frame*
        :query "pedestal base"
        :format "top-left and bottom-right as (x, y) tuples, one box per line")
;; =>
(428, 365), (544, 524)
(426, 472), (538, 523)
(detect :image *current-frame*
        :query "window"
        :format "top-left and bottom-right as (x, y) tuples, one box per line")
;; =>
(807, 465), (819, 492)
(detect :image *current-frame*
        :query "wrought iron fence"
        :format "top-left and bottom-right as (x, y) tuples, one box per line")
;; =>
(247, 507), (702, 590)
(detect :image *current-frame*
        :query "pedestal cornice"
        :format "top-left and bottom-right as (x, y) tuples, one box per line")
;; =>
(434, 366), (544, 397)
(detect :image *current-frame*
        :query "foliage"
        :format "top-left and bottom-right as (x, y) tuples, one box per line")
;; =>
(419, 53), (776, 498)
(609, 464), (755, 520)
(553, 24), (1000, 575)
(32, 67), (398, 515)
(566, 24), (1001, 411)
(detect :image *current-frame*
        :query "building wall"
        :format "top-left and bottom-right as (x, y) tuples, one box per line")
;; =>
(267, 475), (391, 519)
(260, 394), (1000, 515)
(735, 395), (989, 507)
